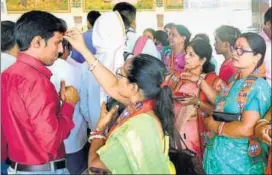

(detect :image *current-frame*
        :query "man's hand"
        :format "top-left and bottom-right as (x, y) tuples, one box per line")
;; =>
(59, 80), (80, 105)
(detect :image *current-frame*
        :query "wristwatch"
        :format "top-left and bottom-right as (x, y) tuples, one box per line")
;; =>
(194, 100), (201, 108)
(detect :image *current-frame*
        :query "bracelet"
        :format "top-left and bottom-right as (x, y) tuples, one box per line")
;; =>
(90, 128), (102, 133)
(217, 122), (225, 136)
(197, 74), (205, 87)
(88, 134), (106, 143)
(256, 119), (270, 125)
(90, 128), (106, 137)
(90, 131), (104, 136)
(89, 59), (99, 71)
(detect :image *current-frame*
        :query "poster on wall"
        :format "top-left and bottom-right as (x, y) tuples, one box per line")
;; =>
(83, 0), (155, 12)
(71, 0), (81, 8)
(164, 0), (183, 11)
(73, 16), (83, 29)
(6, 0), (71, 13)
(156, 0), (163, 7)
(156, 14), (164, 29)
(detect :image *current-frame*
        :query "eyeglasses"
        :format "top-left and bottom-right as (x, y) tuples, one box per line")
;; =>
(115, 67), (127, 79)
(231, 46), (254, 56)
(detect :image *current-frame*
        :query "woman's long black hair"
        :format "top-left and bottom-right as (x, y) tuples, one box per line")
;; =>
(127, 54), (174, 136)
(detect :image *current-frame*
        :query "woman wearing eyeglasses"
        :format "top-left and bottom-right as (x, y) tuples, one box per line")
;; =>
(181, 32), (271, 174)
(65, 29), (175, 174)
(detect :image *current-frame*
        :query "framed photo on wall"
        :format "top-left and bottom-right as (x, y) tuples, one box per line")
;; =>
(83, 0), (155, 12)
(6, 0), (71, 14)
(164, 0), (183, 11)
(156, 14), (164, 29)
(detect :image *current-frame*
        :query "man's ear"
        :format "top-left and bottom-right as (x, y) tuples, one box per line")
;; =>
(224, 42), (231, 50)
(31, 36), (44, 48)
(131, 20), (136, 30)
(87, 21), (91, 29)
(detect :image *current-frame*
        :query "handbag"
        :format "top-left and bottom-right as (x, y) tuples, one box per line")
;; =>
(212, 111), (241, 122)
(169, 129), (206, 175)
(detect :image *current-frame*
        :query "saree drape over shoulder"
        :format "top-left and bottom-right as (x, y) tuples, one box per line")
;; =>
(203, 77), (271, 174)
(172, 72), (222, 160)
(97, 114), (175, 174)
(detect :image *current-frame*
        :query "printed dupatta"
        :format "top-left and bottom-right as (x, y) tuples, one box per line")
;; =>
(107, 100), (154, 139)
(215, 69), (267, 164)
(167, 71), (220, 159)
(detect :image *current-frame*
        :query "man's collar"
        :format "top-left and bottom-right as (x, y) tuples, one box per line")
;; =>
(17, 52), (52, 79)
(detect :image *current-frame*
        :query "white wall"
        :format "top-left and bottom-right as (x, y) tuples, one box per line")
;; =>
(1, 0), (268, 41)
(1, 0), (257, 33)
(3, 0), (268, 70)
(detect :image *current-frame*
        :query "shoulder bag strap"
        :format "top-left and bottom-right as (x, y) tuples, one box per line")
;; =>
(173, 128), (189, 150)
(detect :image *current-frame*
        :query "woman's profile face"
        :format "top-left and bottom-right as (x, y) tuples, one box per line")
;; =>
(168, 27), (184, 48)
(184, 46), (205, 71)
(231, 37), (260, 70)
(115, 60), (136, 99)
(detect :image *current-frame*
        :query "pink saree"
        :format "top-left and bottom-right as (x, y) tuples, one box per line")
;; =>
(170, 72), (222, 160)
(174, 82), (202, 157)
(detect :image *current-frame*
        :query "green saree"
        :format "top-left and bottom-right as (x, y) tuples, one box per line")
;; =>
(97, 114), (175, 174)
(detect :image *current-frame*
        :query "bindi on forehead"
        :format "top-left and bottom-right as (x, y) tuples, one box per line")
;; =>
(236, 37), (250, 49)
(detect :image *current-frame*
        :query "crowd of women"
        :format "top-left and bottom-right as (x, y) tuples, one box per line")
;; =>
(63, 5), (271, 174)
(1, 2), (271, 175)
